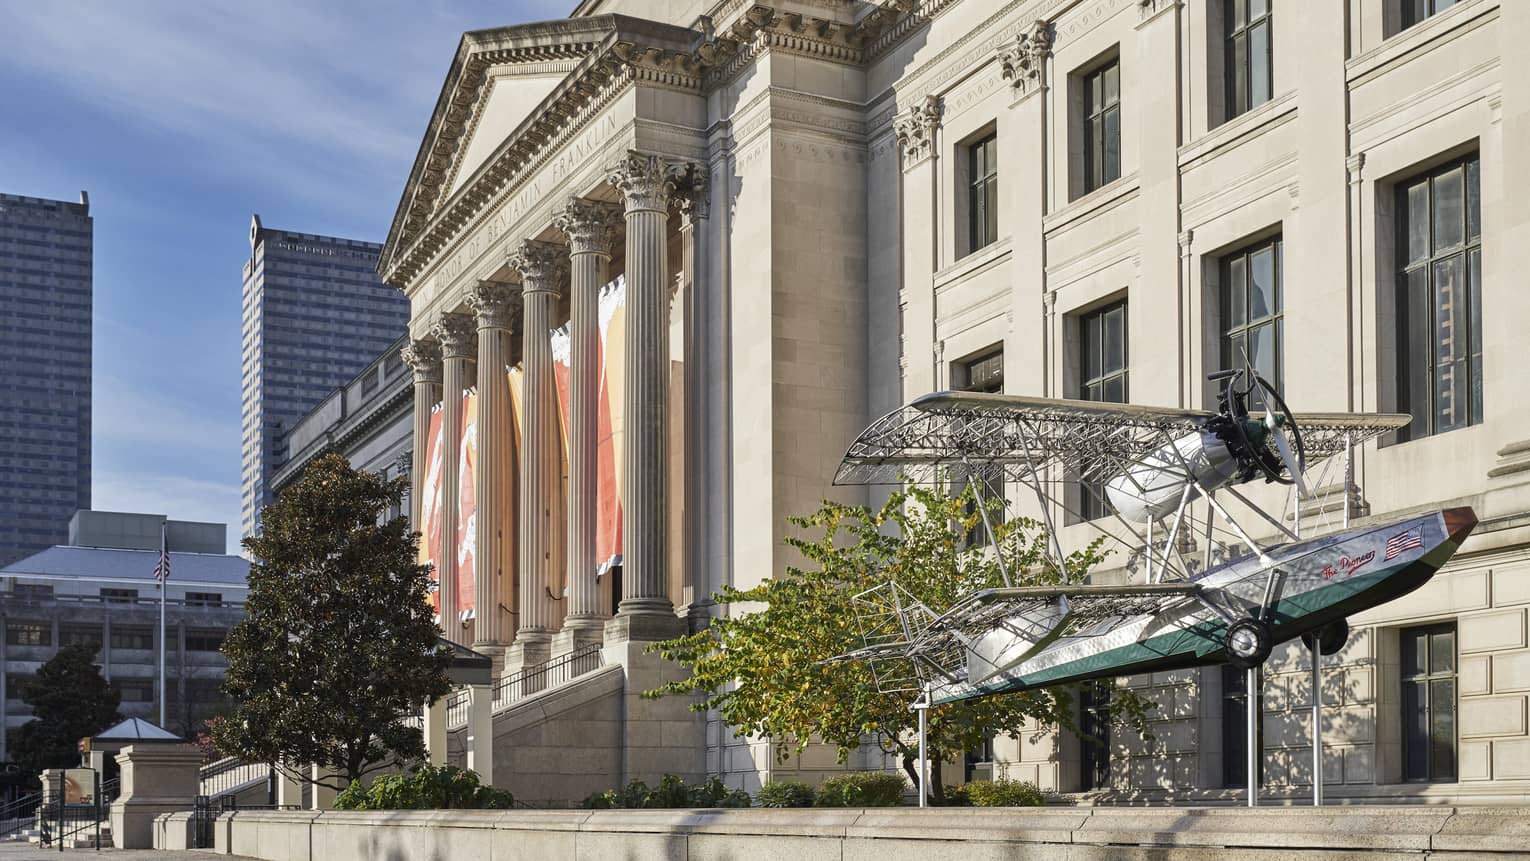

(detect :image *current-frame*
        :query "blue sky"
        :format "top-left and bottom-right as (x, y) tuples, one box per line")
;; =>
(0, 1), (566, 552)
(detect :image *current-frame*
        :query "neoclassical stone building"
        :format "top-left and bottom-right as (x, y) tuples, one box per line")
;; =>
(382, 0), (1530, 804)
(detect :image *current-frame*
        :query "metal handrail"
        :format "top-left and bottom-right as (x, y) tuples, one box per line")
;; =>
(445, 689), (470, 729)
(491, 644), (603, 712)
(199, 758), (271, 798)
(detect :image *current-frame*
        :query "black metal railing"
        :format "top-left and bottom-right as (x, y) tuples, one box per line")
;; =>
(190, 794), (298, 849)
(0, 790), (41, 840)
(491, 644), (603, 713)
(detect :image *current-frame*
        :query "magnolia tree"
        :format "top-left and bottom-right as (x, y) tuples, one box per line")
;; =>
(647, 484), (1151, 804)
(214, 454), (451, 789)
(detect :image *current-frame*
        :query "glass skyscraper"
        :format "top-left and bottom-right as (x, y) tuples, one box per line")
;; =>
(0, 191), (92, 567)
(240, 215), (408, 537)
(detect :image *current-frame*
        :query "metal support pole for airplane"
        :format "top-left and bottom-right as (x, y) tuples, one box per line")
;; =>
(1311, 641), (1323, 806)
(915, 682), (930, 808)
(1247, 666), (1258, 807)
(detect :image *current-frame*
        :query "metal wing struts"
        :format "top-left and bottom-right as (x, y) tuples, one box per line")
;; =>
(845, 581), (1203, 693)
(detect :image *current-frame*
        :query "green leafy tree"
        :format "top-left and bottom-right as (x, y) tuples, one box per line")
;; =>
(213, 453), (451, 789)
(647, 484), (1151, 804)
(11, 644), (122, 775)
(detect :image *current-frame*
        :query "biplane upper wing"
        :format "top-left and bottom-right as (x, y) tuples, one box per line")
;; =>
(833, 390), (1410, 486)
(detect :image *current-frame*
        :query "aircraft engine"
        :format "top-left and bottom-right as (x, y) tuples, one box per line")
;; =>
(1104, 429), (1244, 523)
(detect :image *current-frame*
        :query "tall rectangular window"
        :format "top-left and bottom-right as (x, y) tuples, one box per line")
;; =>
(1079, 680), (1112, 790)
(1402, 0), (1456, 29)
(1225, 0), (1273, 120)
(955, 349), (1004, 545)
(1221, 236), (1283, 387)
(1402, 622), (1457, 782)
(1221, 664), (1265, 787)
(1080, 302), (1128, 520)
(1396, 155), (1482, 441)
(967, 134), (999, 255)
(1083, 60), (1121, 193)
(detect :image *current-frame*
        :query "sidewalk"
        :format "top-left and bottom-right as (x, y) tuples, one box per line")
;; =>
(0, 845), (230, 860)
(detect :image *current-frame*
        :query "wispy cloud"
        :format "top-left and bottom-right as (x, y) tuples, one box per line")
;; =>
(93, 469), (244, 554)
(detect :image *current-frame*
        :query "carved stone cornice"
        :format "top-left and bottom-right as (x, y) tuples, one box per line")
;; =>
(401, 338), (443, 385)
(677, 163), (710, 223)
(998, 20), (1051, 93)
(508, 240), (567, 295)
(466, 280), (521, 330)
(893, 95), (941, 169)
(607, 151), (684, 213)
(431, 312), (478, 360)
(554, 198), (623, 257)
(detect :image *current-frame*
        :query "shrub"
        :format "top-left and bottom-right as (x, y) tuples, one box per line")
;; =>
(580, 775), (751, 809)
(965, 778), (1045, 807)
(813, 772), (905, 808)
(755, 780), (815, 808)
(942, 784), (971, 807)
(333, 764), (514, 810)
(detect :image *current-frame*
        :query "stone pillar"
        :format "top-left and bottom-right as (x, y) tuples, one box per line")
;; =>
(309, 763), (336, 810)
(552, 198), (622, 656)
(465, 683), (494, 783)
(401, 337), (443, 526)
(893, 98), (941, 401)
(273, 766), (302, 808)
(431, 313), (476, 639)
(677, 169), (714, 632)
(422, 698), (448, 767)
(110, 743), (202, 849)
(606, 151), (687, 642)
(467, 281), (519, 662)
(507, 240), (566, 670)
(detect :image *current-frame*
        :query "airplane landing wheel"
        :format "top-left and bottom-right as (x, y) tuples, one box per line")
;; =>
(1302, 618), (1349, 656)
(1225, 618), (1273, 669)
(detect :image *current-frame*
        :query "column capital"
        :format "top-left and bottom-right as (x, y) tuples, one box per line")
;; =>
(554, 198), (623, 257)
(607, 151), (685, 213)
(677, 163), (710, 224)
(401, 338), (443, 384)
(431, 312), (477, 360)
(508, 239), (568, 295)
(998, 20), (1051, 94)
(893, 95), (942, 169)
(466, 280), (520, 330)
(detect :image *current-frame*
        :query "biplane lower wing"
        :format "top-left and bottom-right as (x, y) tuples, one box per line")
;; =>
(926, 507), (1475, 703)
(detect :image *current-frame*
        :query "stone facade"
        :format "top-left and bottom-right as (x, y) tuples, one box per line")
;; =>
(381, 0), (1530, 801)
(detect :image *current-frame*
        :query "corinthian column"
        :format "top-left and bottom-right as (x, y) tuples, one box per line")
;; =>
(507, 239), (566, 669)
(466, 281), (519, 657)
(401, 337), (442, 527)
(676, 168), (714, 633)
(606, 151), (687, 641)
(430, 312), (476, 639)
(552, 198), (622, 655)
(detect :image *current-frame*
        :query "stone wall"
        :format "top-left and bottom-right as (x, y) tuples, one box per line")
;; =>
(203, 805), (1530, 860)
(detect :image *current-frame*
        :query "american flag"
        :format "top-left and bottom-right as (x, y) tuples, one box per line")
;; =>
(153, 524), (170, 583)
(1385, 528), (1425, 561)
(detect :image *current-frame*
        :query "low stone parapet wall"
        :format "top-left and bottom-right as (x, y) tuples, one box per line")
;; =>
(203, 805), (1530, 860)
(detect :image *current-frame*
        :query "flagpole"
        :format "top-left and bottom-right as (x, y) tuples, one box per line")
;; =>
(158, 522), (166, 729)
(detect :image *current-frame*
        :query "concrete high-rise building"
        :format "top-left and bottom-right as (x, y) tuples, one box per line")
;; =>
(239, 215), (408, 537)
(0, 191), (92, 568)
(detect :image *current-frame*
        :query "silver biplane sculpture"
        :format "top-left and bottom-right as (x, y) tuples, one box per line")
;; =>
(831, 365), (1475, 805)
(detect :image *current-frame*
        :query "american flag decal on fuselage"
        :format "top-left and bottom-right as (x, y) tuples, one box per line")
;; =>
(1385, 528), (1425, 561)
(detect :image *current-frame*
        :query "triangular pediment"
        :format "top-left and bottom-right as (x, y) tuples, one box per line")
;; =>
(382, 18), (618, 275)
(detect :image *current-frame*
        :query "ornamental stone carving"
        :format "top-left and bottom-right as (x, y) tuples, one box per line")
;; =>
(554, 198), (623, 257)
(607, 151), (683, 213)
(401, 338), (443, 384)
(465, 280), (520, 330)
(893, 95), (941, 169)
(508, 239), (567, 295)
(999, 20), (1051, 93)
(677, 163), (710, 222)
(431, 312), (477, 359)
